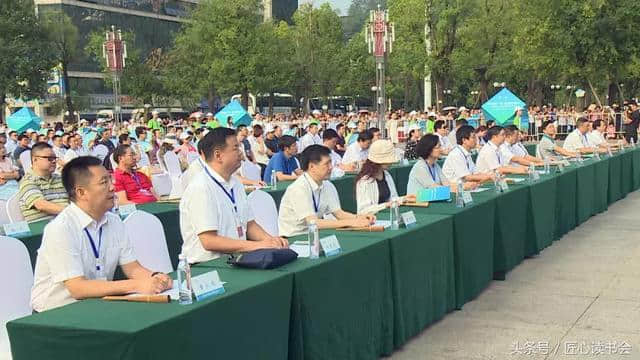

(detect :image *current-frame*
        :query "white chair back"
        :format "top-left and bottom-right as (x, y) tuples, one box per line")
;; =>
(138, 150), (151, 168)
(186, 152), (199, 164)
(151, 173), (172, 196)
(0, 201), (9, 225)
(241, 160), (261, 182)
(19, 151), (31, 172)
(123, 211), (173, 273)
(247, 190), (278, 236)
(109, 153), (117, 170)
(6, 194), (24, 223)
(163, 152), (182, 178)
(156, 150), (166, 172)
(0, 236), (33, 359)
(91, 144), (109, 161)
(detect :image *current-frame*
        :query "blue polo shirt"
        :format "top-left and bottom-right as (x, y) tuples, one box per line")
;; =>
(263, 151), (299, 182)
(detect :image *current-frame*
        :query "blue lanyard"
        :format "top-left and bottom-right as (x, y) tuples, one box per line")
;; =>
(495, 149), (502, 165)
(85, 227), (103, 271)
(457, 146), (471, 170)
(131, 172), (143, 189)
(305, 176), (321, 213)
(427, 162), (439, 183)
(204, 166), (237, 212)
(582, 134), (589, 146)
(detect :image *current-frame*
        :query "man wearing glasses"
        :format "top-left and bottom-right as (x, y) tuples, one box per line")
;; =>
(18, 142), (69, 222)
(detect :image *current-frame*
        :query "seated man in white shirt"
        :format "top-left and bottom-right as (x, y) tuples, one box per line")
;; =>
(278, 145), (375, 237)
(322, 128), (355, 172)
(180, 128), (288, 264)
(62, 134), (87, 164)
(501, 125), (544, 166)
(537, 120), (578, 160)
(30, 156), (172, 312)
(477, 126), (528, 174)
(434, 120), (452, 154)
(342, 129), (374, 167)
(447, 118), (468, 148)
(587, 119), (610, 150)
(563, 117), (599, 154)
(299, 121), (322, 152)
(442, 125), (494, 184)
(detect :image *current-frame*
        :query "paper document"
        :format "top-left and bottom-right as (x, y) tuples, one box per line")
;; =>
(374, 220), (391, 228)
(506, 178), (525, 183)
(470, 187), (489, 193)
(290, 241), (310, 258)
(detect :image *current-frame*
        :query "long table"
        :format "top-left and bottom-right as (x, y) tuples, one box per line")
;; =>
(7, 147), (640, 360)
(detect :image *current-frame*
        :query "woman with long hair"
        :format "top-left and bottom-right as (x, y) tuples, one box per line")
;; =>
(355, 140), (415, 214)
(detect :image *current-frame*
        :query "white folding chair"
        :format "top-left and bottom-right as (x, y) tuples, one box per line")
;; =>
(247, 190), (278, 236)
(163, 152), (183, 198)
(241, 160), (261, 182)
(6, 194), (24, 223)
(0, 236), (33, 360)
(91, 144), (109, 162)
(0, 201), (9, 225)
(123, 211), (173, 273)
(109, 153), (117, 170)
(19, 151), (31, 173)
(137, 150), (151, 168)
(156, 150), (166, 172)
(151, 173), (172, 197)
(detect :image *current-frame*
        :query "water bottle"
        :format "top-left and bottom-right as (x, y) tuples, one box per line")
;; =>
(594, 150), (601, 160)
(631, 137), (636, 148)
(493, 169), (502, 194)
(390, 197), (400, 230)
(308, 219), (320, 259)
(577, 152), (583, 164)
(619, 139), (625, 152)
(112, 194), (119, 214)
(270, 169), (277, 190)
(607, 143), (613, 157)
(177, 254), (192, 305)
(455, 180), (464, 208)
(543, 157), (550, 174)
(528, 163), (535, 183)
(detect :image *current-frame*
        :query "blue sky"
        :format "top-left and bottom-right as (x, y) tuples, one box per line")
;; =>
(300, 0), (351, 15)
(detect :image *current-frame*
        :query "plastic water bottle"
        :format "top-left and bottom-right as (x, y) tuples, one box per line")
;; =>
(270, 169), (277, 190)
(493, 169), (502, 194)
(529, 163), (535, 182)
(607, 143), (613, 157)
(631, 137), (636, 148)
(594, 150), (601, 160)
(308, 219), (320, 259)
(390, 197), (400, 230)
(455, 180), (464, 208)
(543, 157), (550, 174)
(177, 254), (192, 305)
(577, 152), (583, 164)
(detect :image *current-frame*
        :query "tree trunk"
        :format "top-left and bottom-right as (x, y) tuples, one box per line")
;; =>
(608, 82), (618, 106)
(434, 74), (445, 112)
(0, 92), (5, 124)
(268, 91), (274, 117)
(61, 61), (74, 121)
(403, 75), (410, 110)
(241, 85), (249, 111)
(587, 79), (602, 107)
(207, 86), (216, 113)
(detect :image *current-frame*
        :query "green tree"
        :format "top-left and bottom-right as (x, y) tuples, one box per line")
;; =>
(41, 10), (80, 119)
(336, 30), (375, 99)
(0, 0), (56, 123)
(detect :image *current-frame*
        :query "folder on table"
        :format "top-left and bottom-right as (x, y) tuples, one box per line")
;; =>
(417, 186), (451, 202)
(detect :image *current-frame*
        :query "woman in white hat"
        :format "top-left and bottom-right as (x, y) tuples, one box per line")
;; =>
(355, 140), (416, 214)
(404, 123), (422, 160)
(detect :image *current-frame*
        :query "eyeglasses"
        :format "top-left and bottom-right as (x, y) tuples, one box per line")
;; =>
(35, 156), (57, 162)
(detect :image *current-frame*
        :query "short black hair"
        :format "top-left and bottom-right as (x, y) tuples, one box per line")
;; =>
(199, 127), (236, 162)
(486, 125), (504, 140)
(416, 134), (440, 160)
(542, 120), (554, 131)
(52, 135), (61, 141)
(31, 142), (52, 159)
(336, 123), (344, 131)
(455, 118), (468, 127)
(118, 133), (130, 144)
(369, 127), (380, 134)
(456, 125), (475, 145)
(17, 134), (29, 141)
(593, 119), (604, 129)
(300, 144), (331, 171)
(576, 117), (589, 127)
(62, 156), (103, 201)
(504, 125), (519, 136)
(113, 144), (132, 164)
(135, 126), (146, 137)
(278, 135), (297, 151)
(322, 128), (339, 141)
(237, 124), (247, 132)
(434, 120), (446, 131)
(358, 129), (374, 142)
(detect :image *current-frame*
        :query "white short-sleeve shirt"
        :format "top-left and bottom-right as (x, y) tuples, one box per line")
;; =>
(437, 133), (453, 150)
(31, 202), (135, 312)
(442, 145), (476, 182)
(587, 130), (606, 147)
(342, 142), (368, 165)
(563, 129), (590, 152)
(278, 173), (341, 237)
(299, 132), (322, 152)
(180, 164), (254, 263)
(476, 141), (503, 173)
(499, 143), (516, 165)
(510, 142), (529, 158)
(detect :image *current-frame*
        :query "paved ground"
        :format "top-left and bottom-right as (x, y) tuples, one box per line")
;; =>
(385, 191), (640, 360)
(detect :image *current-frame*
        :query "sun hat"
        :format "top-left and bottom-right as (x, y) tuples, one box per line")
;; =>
(367, 140), (398, 164)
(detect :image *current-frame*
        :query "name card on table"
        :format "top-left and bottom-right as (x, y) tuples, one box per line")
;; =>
(499, 179), (509, 192)
(462, 191), (473, 205)
(418, 186), (451, 202)
(319, 235), (342, 257)
(401, 211), (417, 228)
(118, 204), (137, 219)
(532, 171), (540, 181)
(191, 270), (225, 301)
(3, 221), (31, 237)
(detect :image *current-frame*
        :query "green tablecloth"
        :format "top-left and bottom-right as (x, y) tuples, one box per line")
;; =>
(554, 165), (578, 239)
(8, 265), (293, 360)
(593, 159), (610, 214)
(632, 148), (640, 190)
(575, 159), (597, 224)
(608, 153), (623, 204)
(418, 192), (495, 308)
(620, 150), (633, 196)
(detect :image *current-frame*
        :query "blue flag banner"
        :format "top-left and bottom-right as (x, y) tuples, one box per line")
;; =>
(215, 100), (253, 127)
(481, 88), (529, 130)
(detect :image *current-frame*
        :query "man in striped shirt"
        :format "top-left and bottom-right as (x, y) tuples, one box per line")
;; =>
(18, 142), (69, 222)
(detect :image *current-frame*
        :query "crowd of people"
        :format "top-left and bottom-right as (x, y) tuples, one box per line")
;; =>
(7, 99), (639, 312)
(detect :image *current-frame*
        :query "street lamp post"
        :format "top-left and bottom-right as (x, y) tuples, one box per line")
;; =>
(366, 5), (395, 136)
(103, 26), (127, 126)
